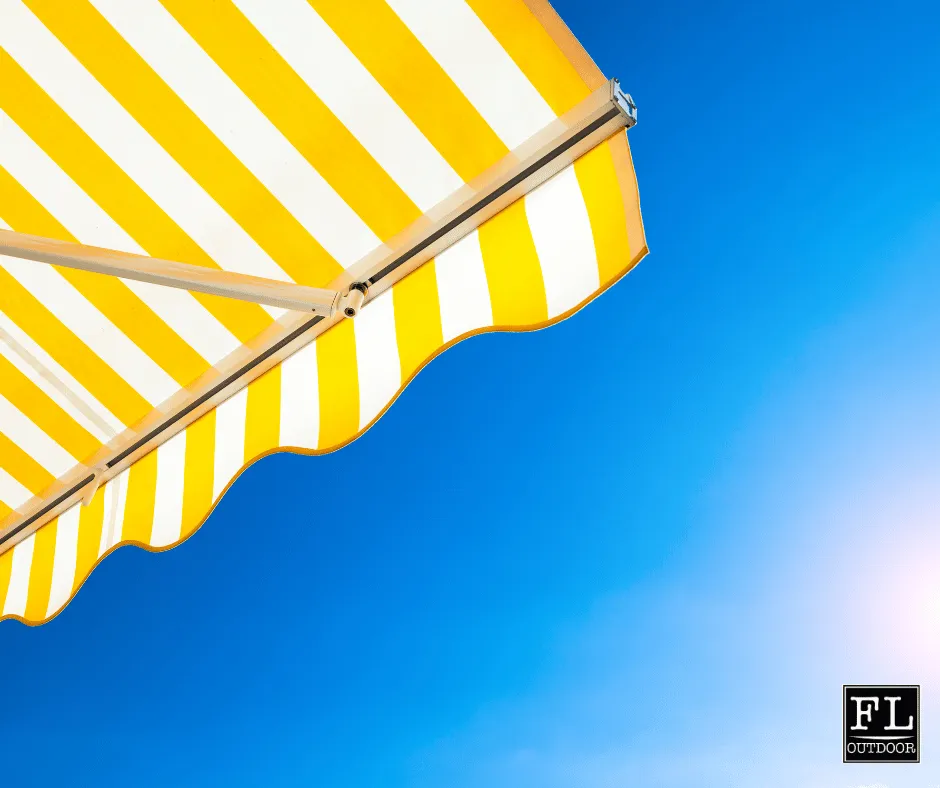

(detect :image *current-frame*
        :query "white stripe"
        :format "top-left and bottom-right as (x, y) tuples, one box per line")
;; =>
(387, 0), (555, 150)
(46, 503), (80, 618)
(0, 254), (179, 406)
(99, 469), (128, 556)
(234, 0), (463, 211)
(2, 533), (34, 617)
(0, 109), (241, 365)
(0, 3), (290, 283)
(354, 290), (401, 429)
(0, 393), (76, 477)
(435, 229), (493, 342)
(0, 467), (33, 511)
(0, 312), (123, 438)
(279, 342), (319, 449)
(213, 387), (247, 499)
(91, 0), (381, 268)
(116, 279), (241, 364)
(524, 167), (599, 318)
(151, 430), (186, 547)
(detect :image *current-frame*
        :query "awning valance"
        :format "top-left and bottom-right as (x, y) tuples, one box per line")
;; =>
(0, 0), (645, 624)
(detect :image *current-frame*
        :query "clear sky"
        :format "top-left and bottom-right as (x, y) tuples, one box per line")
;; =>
(3, 1), (940, 786)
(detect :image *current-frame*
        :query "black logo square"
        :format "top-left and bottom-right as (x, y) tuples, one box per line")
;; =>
(843, 685), (920, 763)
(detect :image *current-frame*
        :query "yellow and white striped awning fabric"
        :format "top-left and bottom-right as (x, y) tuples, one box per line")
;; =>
(0, 0), (645, 624)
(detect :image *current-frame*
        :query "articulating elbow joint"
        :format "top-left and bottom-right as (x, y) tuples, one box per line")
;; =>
(341, 282), (368, 318)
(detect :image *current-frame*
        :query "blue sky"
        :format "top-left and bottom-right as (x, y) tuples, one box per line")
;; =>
(3, 1), (940, 786)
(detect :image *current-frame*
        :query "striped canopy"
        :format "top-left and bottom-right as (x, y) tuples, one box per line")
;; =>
(0, 0), (645, 624)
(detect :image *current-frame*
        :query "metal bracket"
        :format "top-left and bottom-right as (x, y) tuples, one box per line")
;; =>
(81, 466), (106, 506)
(339, 282), (368, 318)
(612, 79), (637, 127)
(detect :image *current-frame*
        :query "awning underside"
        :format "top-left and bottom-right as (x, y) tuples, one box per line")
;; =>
(0, 0), (646, 624)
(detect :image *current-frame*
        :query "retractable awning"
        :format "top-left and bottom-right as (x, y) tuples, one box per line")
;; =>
(0, 0), (645, 625)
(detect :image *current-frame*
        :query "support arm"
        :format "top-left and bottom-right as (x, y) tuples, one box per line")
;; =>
(0, 230), (342, 315)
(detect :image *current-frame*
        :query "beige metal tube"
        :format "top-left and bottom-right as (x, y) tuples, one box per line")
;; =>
(0, 230), (341, 314)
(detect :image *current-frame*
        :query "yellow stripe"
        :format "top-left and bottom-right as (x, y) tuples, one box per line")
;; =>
(162, 0), (420, 243)
(573, 140), (629, 287)
(0, 265), (151, 426)
(0, 346), (99, 465)
(0, 501), (11, 522)
(181, 409), (215, 540)
(74, 486), (104, 592)
(465, 0), (591, 115)
(0, 431), (54, 495)
(0, 545), (12, 613)
(26, 0), (343, 287)
(608, 132), (646, 264)
(516, 0), (606, 90)
(0, 48), (271, 345)
(316, 320), (359, 450)
(393, 262), (443, 382)
(311, 0), (508, 182)
(245, 365), (281, 462)
(121, 448), (158, 546)
(478, 199), (547, 326)
(0, 165), (209, 387)
(24, 516), (56, 622)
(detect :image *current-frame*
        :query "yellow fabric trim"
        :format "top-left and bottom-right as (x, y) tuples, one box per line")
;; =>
(181, 410), (216, 541)
(23, 515), (55, 622)
(479, 198), (548, 326)
(465, 0), (592, 116)
(519, 0), (606, 91)
(74, 487), (105, 595)
(609, 132), (648, 264)
(245, 365), (282, 462)
(0, 544), (12, 613)
(316, 319), (360, 451)
(122, 448), (158, 546)
(393, 261), (444, 383)
(574, 141), (631, 287)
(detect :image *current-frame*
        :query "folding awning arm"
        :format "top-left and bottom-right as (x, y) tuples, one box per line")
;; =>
(0, 230), (342, 315)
